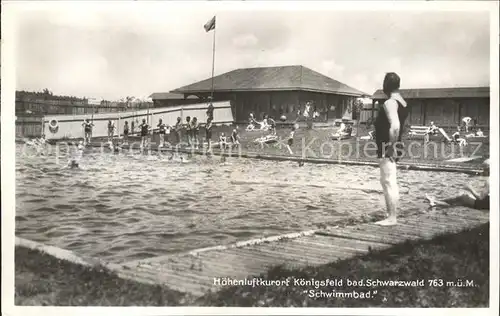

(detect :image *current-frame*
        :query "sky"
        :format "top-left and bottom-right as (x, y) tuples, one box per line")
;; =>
(11, 2), (491, 101)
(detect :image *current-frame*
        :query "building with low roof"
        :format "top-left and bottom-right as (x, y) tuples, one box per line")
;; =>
(149, 92), (201, 108)
(371, 86), (490, 128)
(166, 65), (368, 122)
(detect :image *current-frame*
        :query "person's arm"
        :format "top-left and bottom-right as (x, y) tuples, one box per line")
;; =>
(383, 99), (400, 143)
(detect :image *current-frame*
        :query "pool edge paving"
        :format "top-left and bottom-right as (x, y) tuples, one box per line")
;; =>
(15, 208), (490, 298)
(80, 142), (485, 175)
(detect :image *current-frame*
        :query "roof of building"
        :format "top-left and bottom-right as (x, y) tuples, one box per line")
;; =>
(372, 86), (490, 100)
(149, 92), (189, 100)
(170, 65), (367, 96)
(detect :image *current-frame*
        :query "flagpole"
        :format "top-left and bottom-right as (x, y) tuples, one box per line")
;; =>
(210, 16), (216, 100)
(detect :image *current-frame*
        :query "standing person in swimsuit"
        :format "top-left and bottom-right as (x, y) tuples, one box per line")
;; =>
(123, 121), (129, 145)
(107, 120), (115, 143)
(205, 117), (213, 150)
(82, 119), (94, 145)
(164, 123), (172, 147)
(462, 116), (472, 133)
(185, 116), (192, 147)
(157, 118), (166, 148)
(286, 124), (297, 155)
(207, 101), (215, 121)
(174, 117), (182, 145)
(374, 72), (409, 226)
(231, 128), (240, 147)
(191, 117), (200, 149)
(138, 119), (150, 149)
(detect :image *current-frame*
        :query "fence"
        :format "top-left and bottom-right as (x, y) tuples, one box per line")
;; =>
(15, 100), (133, 116)
(15, 115), (44, 138)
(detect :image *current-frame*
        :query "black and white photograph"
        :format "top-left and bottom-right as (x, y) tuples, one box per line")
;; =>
(1, 0), (499, 314)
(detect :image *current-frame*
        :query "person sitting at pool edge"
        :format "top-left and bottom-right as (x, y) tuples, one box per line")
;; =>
(427, 121), (439, 135)
(219, 132), (228, 149)
(265, 115), (276, 135)
(425, 160), (489, 211)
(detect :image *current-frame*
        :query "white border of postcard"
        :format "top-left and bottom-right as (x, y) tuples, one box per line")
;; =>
(2, 1), (499, 315)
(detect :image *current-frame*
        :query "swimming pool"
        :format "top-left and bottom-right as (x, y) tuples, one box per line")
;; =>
(15, 144), (485, 263)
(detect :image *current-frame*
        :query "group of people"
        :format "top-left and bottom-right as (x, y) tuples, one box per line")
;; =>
(332, 119), (354, 139)
(66, 80), (490, 224)
(77, 102), (217, 150)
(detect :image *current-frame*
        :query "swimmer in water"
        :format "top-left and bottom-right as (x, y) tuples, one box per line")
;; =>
(66, 141), (84, 169)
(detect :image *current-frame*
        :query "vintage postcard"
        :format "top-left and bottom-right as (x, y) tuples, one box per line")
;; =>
(1, 0), (499, 315)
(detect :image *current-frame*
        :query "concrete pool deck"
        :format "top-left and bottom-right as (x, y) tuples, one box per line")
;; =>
(16, 207), (489, 298)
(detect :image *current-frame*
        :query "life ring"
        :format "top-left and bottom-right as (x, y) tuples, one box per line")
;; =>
(48, 118), (59, 133)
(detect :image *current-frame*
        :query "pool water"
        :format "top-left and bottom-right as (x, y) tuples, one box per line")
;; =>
(15, 144), (486, 263)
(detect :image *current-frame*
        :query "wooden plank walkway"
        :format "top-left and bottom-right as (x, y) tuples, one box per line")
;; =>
(113, 207), (489, 297)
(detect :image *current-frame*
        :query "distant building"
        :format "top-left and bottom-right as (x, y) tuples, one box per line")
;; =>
(149, 93), (201, 108)
(371, 87), (490, 127)
(169, 65), (368, 122)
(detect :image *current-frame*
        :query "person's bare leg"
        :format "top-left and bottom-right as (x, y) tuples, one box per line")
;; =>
(376, 158), (399, 226)
(426, 192), (476, 208)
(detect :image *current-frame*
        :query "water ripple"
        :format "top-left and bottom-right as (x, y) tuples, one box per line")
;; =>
(15, 145), (479, 263)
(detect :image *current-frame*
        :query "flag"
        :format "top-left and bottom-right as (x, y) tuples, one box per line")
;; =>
(204, 16), (216, 32)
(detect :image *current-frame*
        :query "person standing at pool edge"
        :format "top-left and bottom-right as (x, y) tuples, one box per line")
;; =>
(374, 72), (409, 226)
(82, 119), (94, 145)
(123, 121), (129, 145)
(157, 118), (166, 148)
(139, 119), (150, 149)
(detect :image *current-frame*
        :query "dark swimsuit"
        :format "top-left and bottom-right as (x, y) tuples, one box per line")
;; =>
(474, 194), (489, 210)
(158, 124), (166, 134)
(206, 124), (212, 140)
(124, 126), (129, 135)
(141, 124), (149, 137)
(374, 99), (409, 162)
(84, 123), (92, 133)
